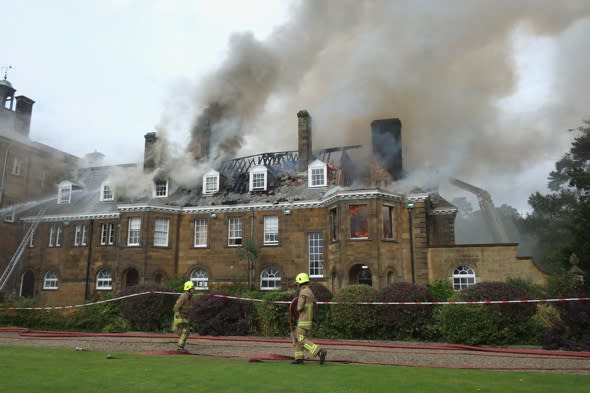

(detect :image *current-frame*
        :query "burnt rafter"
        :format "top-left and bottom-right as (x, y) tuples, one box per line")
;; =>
(216, 145), (362, 194)
(316, 145), (361, 164)
(218, 145), (361, 179)
(218, 150), (299, 178)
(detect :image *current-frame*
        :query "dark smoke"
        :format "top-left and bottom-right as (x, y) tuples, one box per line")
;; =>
(161, 0), (590, 208)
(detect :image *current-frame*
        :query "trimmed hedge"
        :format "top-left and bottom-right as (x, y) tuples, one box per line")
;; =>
(439, 282), (536, 345)
(191, 291), (252, 336)
(376, 282), (434, 340)
(329, 285), (378, 339)
(253, 290), (294, 337)
(118, 284), (175, 331)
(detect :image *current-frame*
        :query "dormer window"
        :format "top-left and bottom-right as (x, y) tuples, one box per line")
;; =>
(100, 182), (114, 201)
(202, 170), (220, 195)
(308, 159), (327, 188)
(249, 165), (267, 192)
(154, 179), (168, 197)
(57, 181), (72, 204)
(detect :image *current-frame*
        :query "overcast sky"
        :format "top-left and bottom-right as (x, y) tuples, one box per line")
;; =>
(3, 0), (590, 214)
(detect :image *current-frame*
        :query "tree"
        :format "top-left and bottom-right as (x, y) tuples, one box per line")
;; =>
(236, 238), (259, 290)
(519, 120), (590, 278)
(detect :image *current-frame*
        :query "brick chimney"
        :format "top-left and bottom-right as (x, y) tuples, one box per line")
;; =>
(143, 132), (158, 171)
(297, 110), (312, 173)
(370, 118), (403, 182)
(15, 95), (35, 137)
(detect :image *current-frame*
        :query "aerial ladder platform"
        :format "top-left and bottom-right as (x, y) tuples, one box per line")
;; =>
(0, 207), (47, 291)
(450, 178), (510, 243)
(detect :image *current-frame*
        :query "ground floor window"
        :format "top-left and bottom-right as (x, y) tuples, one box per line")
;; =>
(43, 270), (59, 290)
(260, 266), (281, 290)
(452, 265), (476, 290)
(191, 268), (209, 290)
(96, 269), (113, 290)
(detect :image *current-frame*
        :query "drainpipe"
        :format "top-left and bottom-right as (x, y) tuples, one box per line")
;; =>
(407, 201), (416, 284)
(84, 220), (94, 301)
(249, 208), (255, 290)
(174, 213), (181, 277)
(0, 143), (12, 206)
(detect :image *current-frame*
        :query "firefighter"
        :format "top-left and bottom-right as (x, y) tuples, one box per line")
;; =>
(173, 280), (195, 353)
(291, 272), (327, 365)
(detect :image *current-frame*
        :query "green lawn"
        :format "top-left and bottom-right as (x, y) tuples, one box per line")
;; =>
(0, 346), (589, 393)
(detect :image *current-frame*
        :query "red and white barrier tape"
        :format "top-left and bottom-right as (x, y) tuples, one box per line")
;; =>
(1, 291), (588, 311)
(215, 294), (590, 306)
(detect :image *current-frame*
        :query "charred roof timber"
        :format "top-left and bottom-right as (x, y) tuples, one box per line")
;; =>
(371, 118), (403, 181)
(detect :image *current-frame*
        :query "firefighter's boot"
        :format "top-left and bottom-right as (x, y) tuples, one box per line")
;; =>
(318, 349), (327, 365)
(290, 359), (304, 365)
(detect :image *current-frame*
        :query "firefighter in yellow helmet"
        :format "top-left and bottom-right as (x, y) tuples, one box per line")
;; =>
(173, 280), (195, 353)
(290, 272), (327, 365)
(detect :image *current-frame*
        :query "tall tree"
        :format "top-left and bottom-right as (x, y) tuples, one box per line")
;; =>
(520, 120), (590, 278)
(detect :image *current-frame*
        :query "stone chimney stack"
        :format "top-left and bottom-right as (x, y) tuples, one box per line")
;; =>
(297, 110), (312, 173)
(370, 118), (403, 182)
(143, 132), (158, 171)
(15, 95), (35, 137)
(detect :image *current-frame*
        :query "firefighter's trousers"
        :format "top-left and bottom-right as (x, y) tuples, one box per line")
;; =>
(176, 322), (190, 348)
(293, 326), (320, 360)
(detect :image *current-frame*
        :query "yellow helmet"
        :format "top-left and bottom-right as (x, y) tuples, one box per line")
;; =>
(295, 272), (309, 285)
(183, 280), (194, 291)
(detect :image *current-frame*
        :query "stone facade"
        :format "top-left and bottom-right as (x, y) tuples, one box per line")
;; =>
(0, 100), (549, 306)
(0, 79), (78, 294)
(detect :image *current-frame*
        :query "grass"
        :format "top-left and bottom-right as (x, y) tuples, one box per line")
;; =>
(0, 346), (589, 393)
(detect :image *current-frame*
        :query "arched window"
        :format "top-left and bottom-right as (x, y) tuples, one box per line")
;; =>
(43, 270), (59, 290)
(96, 269), (113, 290)
(452, 265), (476, 290)
(260, 266), (281, 290)
(190, 268), (209, 290)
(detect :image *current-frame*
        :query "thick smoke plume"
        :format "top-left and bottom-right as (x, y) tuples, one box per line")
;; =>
(163, 0), (590, 209)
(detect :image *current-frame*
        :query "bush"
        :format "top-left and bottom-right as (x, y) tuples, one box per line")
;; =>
(438, 295), (505, 345)
(118, 284), (176, 331)
(544, 286), (590, 351)
(427, 280), (454, 302)
(68, 292), (129, 332)
(329, 285), (378, 339)
(439, 282), (537, 345)
(252, 290), (294, 337)
(191, 292), (252, 336)
(376, 282), (434, 340)
(506, 277), (547, 300)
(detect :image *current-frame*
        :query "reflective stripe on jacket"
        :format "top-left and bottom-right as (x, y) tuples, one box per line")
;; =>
(296, 284), (315, 329)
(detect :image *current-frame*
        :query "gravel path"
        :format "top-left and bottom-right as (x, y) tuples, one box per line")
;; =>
(1, 328), (590, 374)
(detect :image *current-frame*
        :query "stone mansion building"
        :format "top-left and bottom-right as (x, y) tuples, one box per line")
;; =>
(1, 80), (548, 306)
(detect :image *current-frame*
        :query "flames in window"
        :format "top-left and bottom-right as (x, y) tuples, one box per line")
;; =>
(349, 204), (368, 238)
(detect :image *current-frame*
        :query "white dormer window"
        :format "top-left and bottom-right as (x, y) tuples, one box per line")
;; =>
(100, 182), (114, 201)
(57, 181), (72, 204)
(249, 165), (267, 192)
(308, 159), (327, 188)
(154, 179), (168, 197)
(202, 170), (220, 195)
